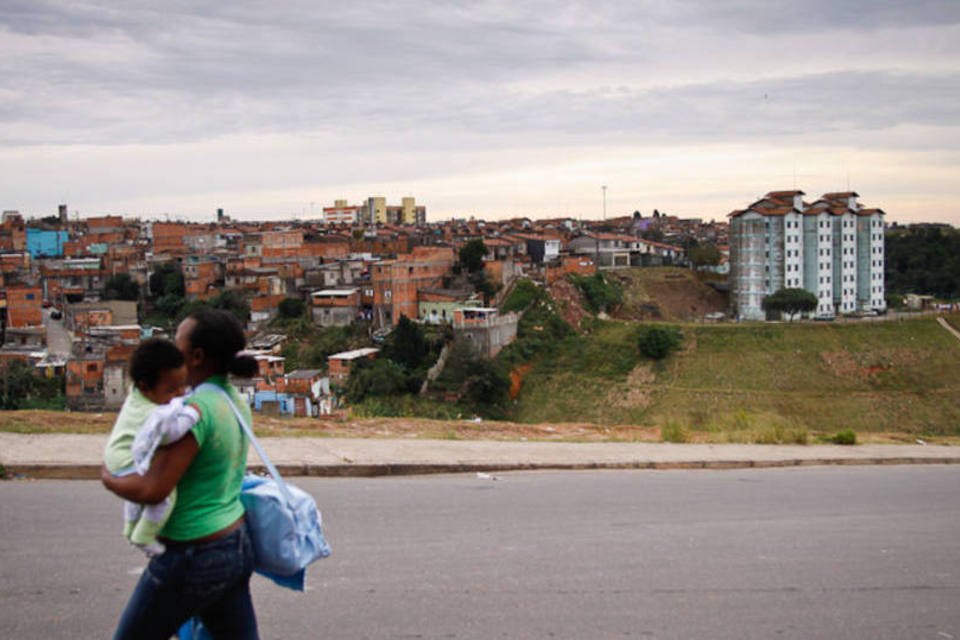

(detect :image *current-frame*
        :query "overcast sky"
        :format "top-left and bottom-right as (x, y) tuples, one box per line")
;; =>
(1, 0), (958, 224)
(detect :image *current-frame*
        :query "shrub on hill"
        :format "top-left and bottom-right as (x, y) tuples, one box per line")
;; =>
(501, 278), (543, 313)
(498, 292), (574, 370)
(346, 358), (413, 402)
(637, 325), (682, 360)
(570, 273), (623, 314)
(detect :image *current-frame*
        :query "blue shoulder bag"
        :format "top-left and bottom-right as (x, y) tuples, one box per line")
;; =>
(197, 383), (332, 591)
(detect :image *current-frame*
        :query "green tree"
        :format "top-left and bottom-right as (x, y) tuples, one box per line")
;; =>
(461, 358), (510, 418)
(688, 243), (722, 268)
(0, 361), (37, 409)
(177, 290), (250, 324)
(762, 288), (818, 319)
(346, 358), (409, 402)
(148, 263), (185, 299)
(468, 270), (497, 305)
(0, 361), (64, 409)
(102, 273), (141, 301)
(278, 297), (306, 320)
(154, 293), (184, 319)
(637, 325), (682, 360)
(382, 315), (429, 371)
(459, 239), (487, 273)
(211, 290), (250, 322)
(886, 225), (960, 299)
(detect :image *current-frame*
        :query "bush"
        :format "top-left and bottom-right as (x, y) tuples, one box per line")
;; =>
(346, 359), (410, 402)
(829, 430), (857, 445)
(461, 357), (511, 419)
(501, 279), (542, 313)
(661, 421), (688, 443)
(0, 361), (65, 410)
(637, 325), (682, 360)
(498, 291), (574, 370)
(571, 273), (623, 314)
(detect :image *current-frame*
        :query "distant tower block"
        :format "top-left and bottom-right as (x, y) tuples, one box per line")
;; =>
(217, 208), (224, 223)
(58, 204), (68, 225)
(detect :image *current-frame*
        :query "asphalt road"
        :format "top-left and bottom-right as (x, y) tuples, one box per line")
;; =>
(42, 307), (72, 358)
(2, 466), (959, 639)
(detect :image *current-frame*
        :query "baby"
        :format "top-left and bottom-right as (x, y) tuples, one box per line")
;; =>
(103, 338), (200, 556)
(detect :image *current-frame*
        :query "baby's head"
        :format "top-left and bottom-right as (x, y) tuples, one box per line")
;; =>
(130, 338), (187, 406)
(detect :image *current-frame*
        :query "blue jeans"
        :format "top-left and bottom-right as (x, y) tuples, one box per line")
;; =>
(114, 521), (259, 640)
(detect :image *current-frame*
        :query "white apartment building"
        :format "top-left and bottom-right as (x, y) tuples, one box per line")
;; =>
(729, 190), (885, 320)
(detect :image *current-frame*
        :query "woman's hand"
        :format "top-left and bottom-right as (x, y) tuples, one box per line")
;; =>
(100, 433), (200, 504)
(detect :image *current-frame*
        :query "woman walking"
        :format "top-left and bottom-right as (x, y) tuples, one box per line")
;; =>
(102, 309), (260, 639)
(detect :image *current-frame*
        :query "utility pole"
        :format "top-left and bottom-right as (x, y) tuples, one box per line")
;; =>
(602, 185), (607, 221)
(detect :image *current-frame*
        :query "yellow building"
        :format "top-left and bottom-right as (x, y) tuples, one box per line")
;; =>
(401, 197), (416, 224)
(368, 197), (387, 224)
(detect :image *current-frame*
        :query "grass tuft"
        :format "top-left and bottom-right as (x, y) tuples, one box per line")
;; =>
(660, 421), (688, 443)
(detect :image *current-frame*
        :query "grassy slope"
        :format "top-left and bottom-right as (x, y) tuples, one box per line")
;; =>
(511, 315), (960, 436)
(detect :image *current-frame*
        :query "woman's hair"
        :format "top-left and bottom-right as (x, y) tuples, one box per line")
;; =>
(130, 338), (185, 389)
(185, 308), (259, 378)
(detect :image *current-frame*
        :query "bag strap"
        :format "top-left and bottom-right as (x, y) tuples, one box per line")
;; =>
(194, 382), (296, 507)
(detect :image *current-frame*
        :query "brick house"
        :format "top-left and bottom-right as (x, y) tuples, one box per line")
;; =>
(5, 286), (43, 327)
(371, 246), (455, 327)
(151, 222), (190, 255)
(328, 347), (379, 384)
(311, 289), (361, 327)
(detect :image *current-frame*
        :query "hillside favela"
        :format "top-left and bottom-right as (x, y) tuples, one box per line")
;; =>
(2, 192), (957, 435)
(4, 2), (960, 639)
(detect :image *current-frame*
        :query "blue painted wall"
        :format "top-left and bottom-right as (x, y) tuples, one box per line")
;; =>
(26, 228), (68, 258)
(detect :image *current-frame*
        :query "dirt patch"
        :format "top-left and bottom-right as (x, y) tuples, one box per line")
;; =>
(611, 268), (727, 322)
(509, 364), (533, 400)
(0, 409), (665, 443)
(820, 348), (920, 380)
(547, 278), (590, 330)
(820, 350), (861, 378)
(605, 364), (656, 409)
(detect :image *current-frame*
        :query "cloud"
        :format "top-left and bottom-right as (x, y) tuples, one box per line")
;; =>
(3, 1), (959, 144)
(1, 1), (958, 223)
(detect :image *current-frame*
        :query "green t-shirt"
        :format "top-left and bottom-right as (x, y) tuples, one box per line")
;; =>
(160, 375), (250, 541)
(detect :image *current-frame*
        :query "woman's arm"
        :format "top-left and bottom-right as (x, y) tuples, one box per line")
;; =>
(101, 433), (199, 504)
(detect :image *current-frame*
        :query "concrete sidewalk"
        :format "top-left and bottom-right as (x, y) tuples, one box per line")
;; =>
(1, 433), (959, 479)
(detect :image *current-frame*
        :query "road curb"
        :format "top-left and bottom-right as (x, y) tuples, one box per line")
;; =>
(4, 456), (960, 480)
